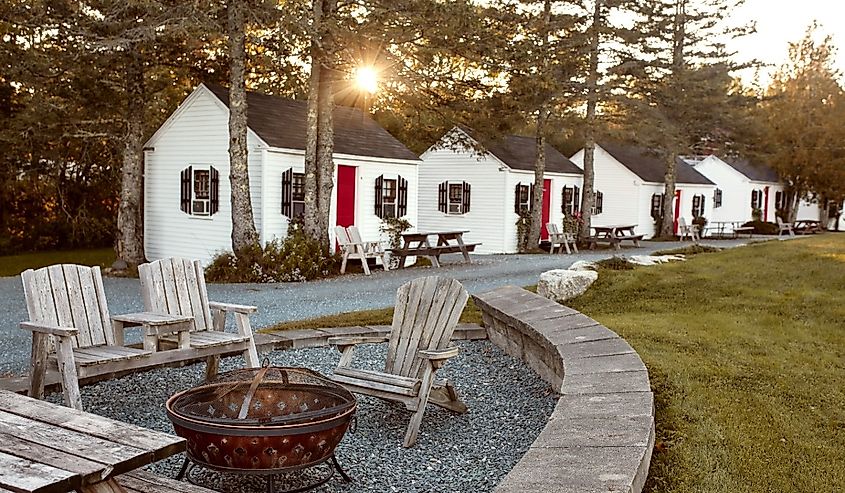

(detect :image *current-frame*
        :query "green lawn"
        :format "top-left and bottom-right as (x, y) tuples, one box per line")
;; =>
(0, 248), (115, 277)
(567, 235), (845, 492)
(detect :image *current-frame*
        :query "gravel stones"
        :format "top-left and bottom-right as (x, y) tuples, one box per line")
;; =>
(45, 340), (558, 492)
(537, 269), (598, 303)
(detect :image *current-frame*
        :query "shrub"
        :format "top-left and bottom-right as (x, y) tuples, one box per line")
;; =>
(380, 217), (413, 269)
(515, 210), (531, 253)
(741, 220), (778, 235)
(692, 215), (707, 231)
(654, 244), (721, 256)
(595, 256), (635, 270)
(751, 208), (763, 221)
(206, 224), (339, 283)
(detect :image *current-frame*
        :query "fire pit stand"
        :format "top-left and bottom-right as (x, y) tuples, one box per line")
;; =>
(166, 364), (357, 493)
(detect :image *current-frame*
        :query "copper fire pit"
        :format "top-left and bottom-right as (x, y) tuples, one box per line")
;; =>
(166, 365), (356, 492)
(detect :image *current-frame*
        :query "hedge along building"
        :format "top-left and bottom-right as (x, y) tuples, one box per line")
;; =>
(569, 142), (716, 238)
(143, 83), (420, 264)
(418, 127), (584, 254)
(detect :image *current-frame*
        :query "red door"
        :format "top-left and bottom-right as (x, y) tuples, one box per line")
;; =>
(336, 165), (356, 228)
(672, 189), (682, 235)
(541, 179), (552, 240)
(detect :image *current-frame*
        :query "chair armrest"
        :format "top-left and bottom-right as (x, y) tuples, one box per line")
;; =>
(20, 322), (78, 337)
(208, 301), (257, 314)
(418, 346), (459, 361)
(328, 336), (390, 347)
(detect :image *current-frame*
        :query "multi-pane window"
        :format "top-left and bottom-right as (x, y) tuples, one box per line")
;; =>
(751, 190), (762, 210)
(592, 191), (604, 215)
(382, 178), (397, 218)
(517, 184), (531, 213)
(714, 188), (723, 208)
(192, 168), (211, 215)
(651, 193), (665, 218)
(448, 183), (463, 214)
(562, 186), (581, 215)
(692, 194), (705, 217)
(775, 191), (784, 210)
(291, 173), (305, 218)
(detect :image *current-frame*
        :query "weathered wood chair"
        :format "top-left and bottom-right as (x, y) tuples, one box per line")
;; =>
(20, 265), (192, 410)
(776, 217), (796, 237)
(138, 258), (260, 380)
(678, 217), (700, 243)
(335, 225), (389, 276)
(328, 276), (469, 447)
(546, 223), (578, 254)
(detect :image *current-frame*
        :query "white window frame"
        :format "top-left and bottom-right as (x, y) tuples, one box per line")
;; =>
(448, 183), (464, 215)
(382, 178), (397, 218)
(191, 166), (211, 216)
(517, 184), (530, 213)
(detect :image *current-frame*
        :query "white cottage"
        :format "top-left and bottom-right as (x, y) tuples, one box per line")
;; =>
(570, 143), (716, 238)
(418, 127), (584, 254)
(143, 83), (420, 264)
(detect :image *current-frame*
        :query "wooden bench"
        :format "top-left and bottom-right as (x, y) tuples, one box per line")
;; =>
(117, 470), (217, 493)
(733, 226), (754, 238)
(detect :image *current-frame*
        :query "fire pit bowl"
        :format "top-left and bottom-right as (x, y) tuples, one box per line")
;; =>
(166, 366), (356, 475)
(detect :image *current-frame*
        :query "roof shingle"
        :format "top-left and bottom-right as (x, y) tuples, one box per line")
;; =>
(599, 142), (714, 185)
(721, 157), (780, 183)
(205, 84), (420, 162)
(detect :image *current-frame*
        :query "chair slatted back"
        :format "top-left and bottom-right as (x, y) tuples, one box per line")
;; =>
(21, 265), (112, 349)
(385, 277), (468, 380)
(679, 217), (688, 229)
(346, 226), (365, 245)
(546, 223), (559, 236)
(139, 258), (213, 331)
(334, 226), (352, 247)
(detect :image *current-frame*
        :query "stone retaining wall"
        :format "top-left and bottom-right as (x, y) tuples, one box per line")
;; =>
(472, 286), (655, 493)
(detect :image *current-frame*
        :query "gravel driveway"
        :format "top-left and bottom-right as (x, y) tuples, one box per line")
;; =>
(0, 239), (757, 374)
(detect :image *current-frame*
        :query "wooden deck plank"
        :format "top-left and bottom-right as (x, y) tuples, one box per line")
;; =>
(116, 471), (218, 493)
(0, 432), (106, 480)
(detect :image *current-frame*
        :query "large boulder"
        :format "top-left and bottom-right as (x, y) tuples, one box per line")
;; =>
(627, 254), (685, 266)
(568, 260), (598, 271)
(537, 269), (598, 303)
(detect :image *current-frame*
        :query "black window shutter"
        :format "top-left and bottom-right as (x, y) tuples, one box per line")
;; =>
(514, 184), (521, 213)
(574, 185), (580, 212)
(374, 175), (384, 218)
(209, 166), (219, 215)
(529, 183), (534, 211)
(561, 186), (568, 214)
(651, 194), (660, 218)
(700, 194), (705, 215)
(692, 194), (700, 215)
(438, 182), (447, 213)
(281, 168), (293, 217)
(463, 181), (471, 213)
(397, 175), (408, 217)
(596, 191), (603, 214)
(180, 166), (192, 213)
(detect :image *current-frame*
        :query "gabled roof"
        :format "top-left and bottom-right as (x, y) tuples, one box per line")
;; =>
(599, 142), (714, 185)
(721, 157), (780, 183)
(455, 127), (582, 175)
(205, 84), (419, 162)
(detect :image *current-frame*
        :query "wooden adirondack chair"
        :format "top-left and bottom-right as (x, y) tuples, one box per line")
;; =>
(138, 258), (260, 380)
(20, 265), (192, 410)
(678, 217), (700, 243)
(328, 276), (469, 447)
(336, 225), (388, 275)
(546, 223), (578, 254)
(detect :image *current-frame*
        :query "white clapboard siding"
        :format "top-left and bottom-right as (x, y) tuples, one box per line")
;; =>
(689, 156), (753, 225)
(418, 146), (509, 254)
(506, 169), (584, 252)
(143, 87), (265, 265)
(351, 156), (420, 249)
(571, 146), (643, 234)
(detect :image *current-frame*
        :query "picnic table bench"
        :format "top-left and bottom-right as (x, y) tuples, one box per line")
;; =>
(0, 389), (213, 493)
(587, 225), (643, 251)
(706, 221), (753, 239)
(390, 231), (480, 268)
(794, 219), (823, 234)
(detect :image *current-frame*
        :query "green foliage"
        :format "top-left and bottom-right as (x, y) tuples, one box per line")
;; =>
(692, 215), (707, 231)
(515, 209), (531, 253)
(0, 248), (115, 277)
(654, 244), (721, 256)
(380, 217), (412, 269)
(742, 220), (778, 235)
(562, 212), (583, 236)
(751, 207), (763, 221)
(594, 256), (635, 270)
(206, 224), (338, 283)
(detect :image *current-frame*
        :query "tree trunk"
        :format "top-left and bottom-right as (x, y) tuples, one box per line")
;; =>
(228, 0), (260, 253)
(528, 107), (548, 251)
(303, 0), (325, 242)
(115, 51), (146, 268)
(660, 151), (678, 238)
(578, 0), (603, 245)
(314, 0), (337, 249)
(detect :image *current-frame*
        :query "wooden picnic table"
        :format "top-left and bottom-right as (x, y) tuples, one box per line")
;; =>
(707, 221), (754, 239)
(588, 225), (643, 251)
(0, 389), (185, 493)
(794, 219), (823, 234)
(391, 230), (479, 268)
